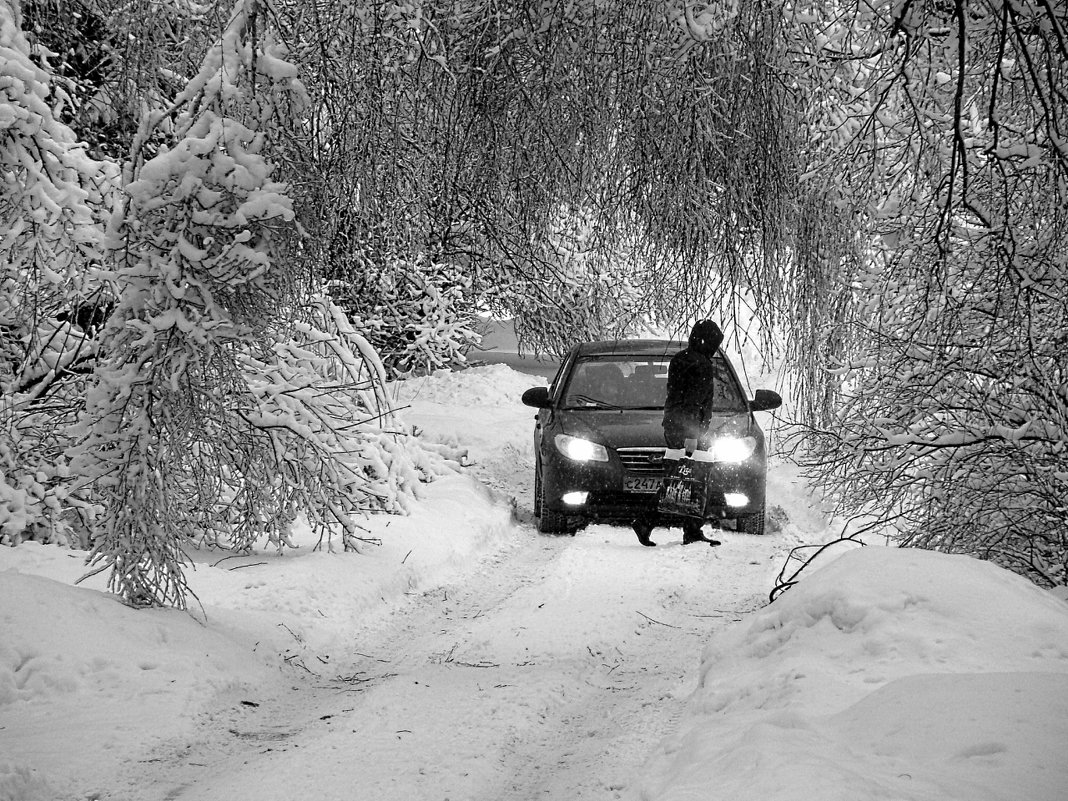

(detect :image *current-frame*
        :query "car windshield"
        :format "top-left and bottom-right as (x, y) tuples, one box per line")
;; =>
(559, 354), (746, 411)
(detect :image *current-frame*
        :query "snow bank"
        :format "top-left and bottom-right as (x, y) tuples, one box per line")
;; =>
(0, 563), (276, 800)
(390, 362), (541, 408)
(0, 468), (514, 798)
(642, 547), (1068, 801)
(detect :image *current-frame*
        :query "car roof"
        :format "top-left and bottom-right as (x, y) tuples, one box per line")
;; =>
(574, 339), (687, 358)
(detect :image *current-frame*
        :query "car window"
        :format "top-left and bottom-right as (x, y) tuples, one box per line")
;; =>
(560, 354), (746, 411)
(707, 358), (747, 411)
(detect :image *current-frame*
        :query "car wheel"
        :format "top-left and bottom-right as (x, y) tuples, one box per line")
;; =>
(736, 499), (766, 536)
(535, 458), (575, 534)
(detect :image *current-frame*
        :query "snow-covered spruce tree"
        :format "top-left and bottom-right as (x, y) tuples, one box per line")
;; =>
(0, 0), (112, 547)
(74, 0), (456, 609)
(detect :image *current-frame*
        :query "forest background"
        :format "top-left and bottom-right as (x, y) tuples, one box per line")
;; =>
(1, 0), (1065, 606)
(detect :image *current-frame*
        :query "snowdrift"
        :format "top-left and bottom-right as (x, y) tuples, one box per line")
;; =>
(642, 547), (1068, 801)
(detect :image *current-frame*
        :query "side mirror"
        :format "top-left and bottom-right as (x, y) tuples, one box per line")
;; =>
(750, 389), (782, 413)
(521, 386), (552, 409)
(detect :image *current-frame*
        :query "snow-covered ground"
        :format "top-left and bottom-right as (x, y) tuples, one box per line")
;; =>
(2, 364), (1067, 801)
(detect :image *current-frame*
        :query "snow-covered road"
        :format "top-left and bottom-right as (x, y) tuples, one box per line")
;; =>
(128, 523), (792, 801)
(8, 365), (1066, 801)
(106, 365), (805, 801)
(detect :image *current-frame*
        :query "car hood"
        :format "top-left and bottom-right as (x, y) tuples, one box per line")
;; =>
(555, 409), (753, 449)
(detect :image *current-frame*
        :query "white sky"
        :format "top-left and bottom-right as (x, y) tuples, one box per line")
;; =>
(2, 363), (1066, 801)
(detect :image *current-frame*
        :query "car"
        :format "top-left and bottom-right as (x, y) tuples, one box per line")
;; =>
(521, 339), (782, 536)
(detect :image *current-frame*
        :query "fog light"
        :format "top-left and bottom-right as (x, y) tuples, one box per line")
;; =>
(562, 491), (588, 506)
(725, 492), (748, 508)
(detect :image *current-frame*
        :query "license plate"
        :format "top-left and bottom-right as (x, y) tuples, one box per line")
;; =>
(624, 476), (661, 494)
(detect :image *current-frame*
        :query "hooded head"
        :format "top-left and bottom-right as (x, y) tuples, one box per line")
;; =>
(688, 320), (723, 356)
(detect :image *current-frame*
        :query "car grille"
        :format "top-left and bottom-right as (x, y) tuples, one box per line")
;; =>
(616, 447), (668, 476)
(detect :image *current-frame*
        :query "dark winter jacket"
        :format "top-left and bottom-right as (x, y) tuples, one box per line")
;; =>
(662, 320), (724, 449)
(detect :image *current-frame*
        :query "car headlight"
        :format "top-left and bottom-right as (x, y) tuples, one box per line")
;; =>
(708, 436), (757, 463)
(554, 434), (609, 462)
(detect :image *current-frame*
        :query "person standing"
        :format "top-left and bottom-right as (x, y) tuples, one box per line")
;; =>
(663, 319), (723, 452)
(632, 320), (724, 547)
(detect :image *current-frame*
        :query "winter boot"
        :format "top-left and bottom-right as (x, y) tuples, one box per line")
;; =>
(682, 523), (721, 547)
(633, 520), (656, 547)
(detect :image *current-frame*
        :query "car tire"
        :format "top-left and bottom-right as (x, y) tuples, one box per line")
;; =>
(736, 499), (766, 536)
(535, 458), (575, 535)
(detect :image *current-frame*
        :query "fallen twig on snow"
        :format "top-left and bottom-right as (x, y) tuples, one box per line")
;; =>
(637, 611), (680, 629)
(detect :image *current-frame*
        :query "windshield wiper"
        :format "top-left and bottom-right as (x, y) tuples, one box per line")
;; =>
(566, 394), (624, 410)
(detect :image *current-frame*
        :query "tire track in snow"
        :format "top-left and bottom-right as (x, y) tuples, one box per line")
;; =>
(109, 357), (814, 800)
(117, 518), (791, 801)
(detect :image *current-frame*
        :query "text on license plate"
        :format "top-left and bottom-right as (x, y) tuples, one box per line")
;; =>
(624, 476), (661, 494)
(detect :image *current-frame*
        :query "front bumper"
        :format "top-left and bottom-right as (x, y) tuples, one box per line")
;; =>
(543, 446), (767, 526)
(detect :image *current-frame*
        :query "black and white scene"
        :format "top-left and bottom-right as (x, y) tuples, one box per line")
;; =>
(1, 2), (1066, 800)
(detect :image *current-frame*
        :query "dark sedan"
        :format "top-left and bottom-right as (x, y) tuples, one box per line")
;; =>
(521, 339), (782, 536)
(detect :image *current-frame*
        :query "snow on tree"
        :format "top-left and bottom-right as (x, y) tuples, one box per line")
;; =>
(72, 0), (458, 609)
(0, 0), (112, 547)
(17, 0), (226, 162)
(7, 0), (1063, 592)
(778, 1), (1068, 588)
(327, 254), (486, 378)
(283, 2), (765, 357)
